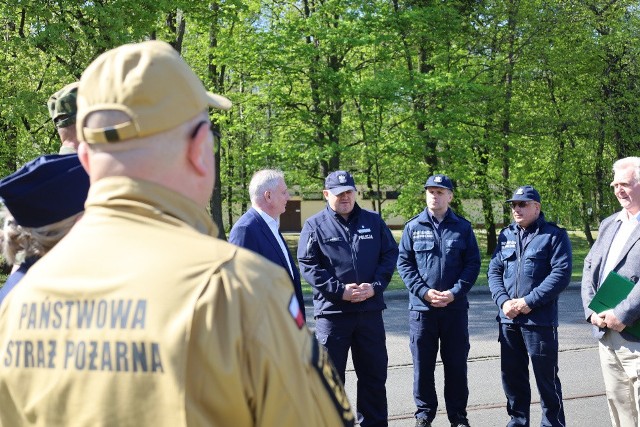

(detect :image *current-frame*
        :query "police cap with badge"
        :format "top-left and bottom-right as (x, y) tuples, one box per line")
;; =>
(424, 174), (453, 191)
(507, 185), (541, 203)
(325, 171), (357, 195)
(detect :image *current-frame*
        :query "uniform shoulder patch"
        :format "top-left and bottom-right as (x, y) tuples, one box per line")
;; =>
(311, 337), (355, 426)
(545, 221), (563, 230)
(288, 295), (305, 330)
(404, 214), (420, 225)
(457, 215), (472, 225)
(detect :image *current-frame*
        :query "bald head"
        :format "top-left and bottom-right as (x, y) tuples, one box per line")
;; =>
(78, 110), (215, 207)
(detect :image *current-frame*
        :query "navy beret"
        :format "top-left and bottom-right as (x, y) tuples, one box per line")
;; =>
(0, 154), (90, 228)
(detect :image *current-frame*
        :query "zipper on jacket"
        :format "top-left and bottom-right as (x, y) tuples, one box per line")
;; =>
(515, 238), (522, 299)
(344, 224), (359, 284)
(514, 224), (540, 299)
(436, 226), (444, 287)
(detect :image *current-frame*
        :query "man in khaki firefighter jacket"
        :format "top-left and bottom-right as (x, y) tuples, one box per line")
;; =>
(0, 40), (353, 427)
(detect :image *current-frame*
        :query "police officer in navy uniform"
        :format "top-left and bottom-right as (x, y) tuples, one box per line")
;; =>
(397, 174), (480, 427)
(298, 170), (399, 427)
(488, 185), (572, 427)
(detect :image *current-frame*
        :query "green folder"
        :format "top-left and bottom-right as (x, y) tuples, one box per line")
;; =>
(588, 271), (640, 338)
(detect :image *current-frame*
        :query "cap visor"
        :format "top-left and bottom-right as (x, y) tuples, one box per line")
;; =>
(207, 92), (232, 111)
(327, 186), (356, 195)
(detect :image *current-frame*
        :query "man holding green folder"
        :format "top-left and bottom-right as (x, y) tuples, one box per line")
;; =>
(582, 156), (640, 427)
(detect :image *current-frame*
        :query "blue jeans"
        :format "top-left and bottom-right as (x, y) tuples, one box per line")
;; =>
(499, 323), (565, 427)
(315, 311), (388, 427)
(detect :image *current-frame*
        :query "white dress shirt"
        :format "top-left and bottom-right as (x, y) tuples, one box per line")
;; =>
(255, 207), (294, 277)
(601, 210), (640, 284)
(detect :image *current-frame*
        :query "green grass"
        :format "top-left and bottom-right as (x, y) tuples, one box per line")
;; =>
(284, 229), (591, 295)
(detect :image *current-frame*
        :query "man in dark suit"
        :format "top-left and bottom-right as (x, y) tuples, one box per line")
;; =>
(229, 169), (305, 320)
(582, 156), (640, 427)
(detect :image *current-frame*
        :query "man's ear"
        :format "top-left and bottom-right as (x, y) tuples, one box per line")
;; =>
(322, 189), (330, 200)
(77, 142), (91, 175)
(187, 124), (209, 176)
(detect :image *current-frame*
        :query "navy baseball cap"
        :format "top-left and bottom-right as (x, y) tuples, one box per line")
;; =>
(424, 174), (453, 191)
(0, 154), (90, 228)
(325, 170), (357, 195)
(507, 185), (541, 203)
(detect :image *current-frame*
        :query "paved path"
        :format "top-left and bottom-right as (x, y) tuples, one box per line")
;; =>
(306, 283), (610, 426)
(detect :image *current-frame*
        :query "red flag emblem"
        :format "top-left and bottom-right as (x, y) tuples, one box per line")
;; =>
(289, 295), (304, 329)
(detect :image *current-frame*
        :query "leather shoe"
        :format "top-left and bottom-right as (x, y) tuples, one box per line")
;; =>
(415, 418), (432, 427)
(451, 422), (470, 427)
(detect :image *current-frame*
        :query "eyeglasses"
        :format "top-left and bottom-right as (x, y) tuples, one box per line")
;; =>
(510, 201), (530, 209)
(190, 120), (221, 153)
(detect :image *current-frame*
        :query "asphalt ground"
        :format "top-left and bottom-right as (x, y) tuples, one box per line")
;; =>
(305, 283), (610, 427)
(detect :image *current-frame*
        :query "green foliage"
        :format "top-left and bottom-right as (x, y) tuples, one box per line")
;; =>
(1, 0), (640, 250)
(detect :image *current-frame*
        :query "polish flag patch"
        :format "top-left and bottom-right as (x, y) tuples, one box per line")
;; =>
(289, 295), (304, 329)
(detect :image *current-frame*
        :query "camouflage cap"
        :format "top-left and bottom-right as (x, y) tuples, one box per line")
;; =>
(47, 82), (79, 129)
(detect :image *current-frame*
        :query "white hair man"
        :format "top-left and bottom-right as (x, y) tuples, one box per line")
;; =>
(229, 169), (305, 320)
(582, 156), (640, 427)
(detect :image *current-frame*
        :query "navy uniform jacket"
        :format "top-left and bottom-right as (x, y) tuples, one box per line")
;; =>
(229, 207), (305, 319)
(0, 257), (37, 307)
(297, 203), (399, 316)
(581, 211), (640, 342)
(397, 208), (481, 311)
(488, 213), (572, 327)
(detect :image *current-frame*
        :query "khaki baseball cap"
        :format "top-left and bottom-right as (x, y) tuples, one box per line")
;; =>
(76, 40), (232, 144)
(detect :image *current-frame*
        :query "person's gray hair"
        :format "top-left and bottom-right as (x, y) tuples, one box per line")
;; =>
(1, 207), (30, 265)
(1, 205), (81, 266)
(613, 157), (640, 181)
(249, 169), (285, 205)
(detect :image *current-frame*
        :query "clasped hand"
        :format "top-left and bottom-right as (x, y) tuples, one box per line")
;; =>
(502, 298), (532, 319)
(343, 283), (374, 303)
(591, 309), (626, 332)
(423, 289), (454, 308)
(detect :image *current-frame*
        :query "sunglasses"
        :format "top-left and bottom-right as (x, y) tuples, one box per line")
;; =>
(190, 120), (221, 153)
(510, 201), (530, 209)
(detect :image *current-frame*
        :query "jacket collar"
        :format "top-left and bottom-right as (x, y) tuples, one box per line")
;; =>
(85, 176), (218, 237)
(326, 202), (362, 224)
(509, 212), (546, 234)
(418, 207), (457, 225)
